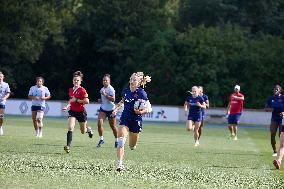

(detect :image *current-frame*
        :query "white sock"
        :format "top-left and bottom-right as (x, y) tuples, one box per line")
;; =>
(115, 138), (118, 142)
(100, 136), (104, 140)
(117, 160), (123, 165)
(35, 129), (39, 136)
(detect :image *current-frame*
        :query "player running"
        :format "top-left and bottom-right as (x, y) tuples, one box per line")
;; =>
(273, 102), (284, 169)
(0, 71), (11, 136)
(62, 71), (93, 153)
(111, 72), (152, 171)
(96, 74), (118, 148)
(28, 76), (51, 138)
(198, 86), (209, 140)
(226, 85), (244, 140)
(184, 86), (206, 147)
(265, 85), (283, 157)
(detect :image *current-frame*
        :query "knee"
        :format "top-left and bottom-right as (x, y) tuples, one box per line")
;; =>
(0, 113), (4, 120)
(117, 137), (126, 148)
(271, 132), (277, 137)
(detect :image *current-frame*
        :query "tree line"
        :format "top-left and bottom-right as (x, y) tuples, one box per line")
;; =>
(1, 0), (284, 108)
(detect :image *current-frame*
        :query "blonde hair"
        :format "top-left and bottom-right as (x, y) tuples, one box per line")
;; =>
(130, 72), (151, 88)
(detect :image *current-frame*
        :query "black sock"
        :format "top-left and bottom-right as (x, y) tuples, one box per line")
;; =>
(67, 131), (73, 146)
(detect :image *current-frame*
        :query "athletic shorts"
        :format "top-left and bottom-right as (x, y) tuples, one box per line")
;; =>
(271, 118), (282, 125)
(99, 107), (116, 119)
(0, 104), (5, 109)
(187, 114), (202, 122)
(68, 110), (87, 123)
(31, 106), (45, 111)
(119, 114), (142, 133)
(228, 113), (242, 124)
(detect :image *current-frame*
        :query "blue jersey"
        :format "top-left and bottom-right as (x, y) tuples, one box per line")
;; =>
(121, 87), (148, 119)
(186, 95), (204, 117)
(266, 95), (284, 120)
(200, 94), (209, 114)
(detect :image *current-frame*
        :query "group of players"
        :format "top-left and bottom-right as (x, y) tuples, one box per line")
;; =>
(1, 71), (152, 171)
(0, 70), (284, 170)
(184, 85), (244, 146)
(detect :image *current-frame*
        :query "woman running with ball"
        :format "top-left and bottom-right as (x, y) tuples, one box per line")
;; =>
(112, 72), (151, 171)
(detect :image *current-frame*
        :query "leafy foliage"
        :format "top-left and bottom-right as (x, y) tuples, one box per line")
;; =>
(1, 0), (284, 108)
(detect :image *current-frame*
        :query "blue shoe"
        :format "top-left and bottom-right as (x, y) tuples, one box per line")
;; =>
(96, 140), (105, 148)
(115, 141), (118, 148)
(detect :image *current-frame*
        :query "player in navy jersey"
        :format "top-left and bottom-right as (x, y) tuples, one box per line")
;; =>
(273, 93), (284, 169)
(198, 86), (209, 140)
(111, 72), (151, 171)
(28, 77), (51, 138)
(0, 72), (11, 136)
(265, 85), (283, 156)
(184, 86), (207, 147)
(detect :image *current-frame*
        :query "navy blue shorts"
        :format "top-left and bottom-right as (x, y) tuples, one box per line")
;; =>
(68, 110), (87, 123)
(99, 107), (116, 119)
(0, 104), (5, 109)
(228, 113), (242, 124)
(31, 106), (45, 111)
(271, 118), (282, 125)
(119, 114), (142, 133)
(187, 114), (202, 122)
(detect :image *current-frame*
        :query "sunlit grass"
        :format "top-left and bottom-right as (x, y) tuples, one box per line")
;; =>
(0, 116), (283, 188)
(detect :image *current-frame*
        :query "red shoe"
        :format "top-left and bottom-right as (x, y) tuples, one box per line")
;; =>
(273, 160), (281, 169)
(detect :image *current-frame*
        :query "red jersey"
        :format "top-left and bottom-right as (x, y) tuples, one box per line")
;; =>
(229, 92), (244, 114)
(69, 87), (88, 112)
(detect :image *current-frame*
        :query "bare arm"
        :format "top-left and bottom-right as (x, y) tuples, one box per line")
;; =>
(264, 103), (273, 112)
(111, 97), (124, 116)
(205, 100), (209, 108)
(2, 92), (10, 101)
(232, 95), (244, 101)
(105, 94), (115, 102)
(74, 96), (89, 104)
(197, 102), (206, 109)
(184, 101), (188, 111)
(226, 102), (231, 114)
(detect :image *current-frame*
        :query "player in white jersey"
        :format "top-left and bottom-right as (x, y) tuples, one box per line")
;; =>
(96, 74), (118, 148)
(28, 77), (51, 138)
(0, 72), (11, 135)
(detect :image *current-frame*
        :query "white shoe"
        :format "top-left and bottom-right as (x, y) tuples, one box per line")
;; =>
(233, 136), (238, 141)
(0, 127), (3, 136)
(116, 162), (124, 172)
(130, 145), (137, 150)
(38, 130), (43, 138)
(272, 153), (277, 157)
(194, 140), (200, 147)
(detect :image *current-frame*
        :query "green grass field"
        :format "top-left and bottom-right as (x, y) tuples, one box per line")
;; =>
(0, 116), (284, 189)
